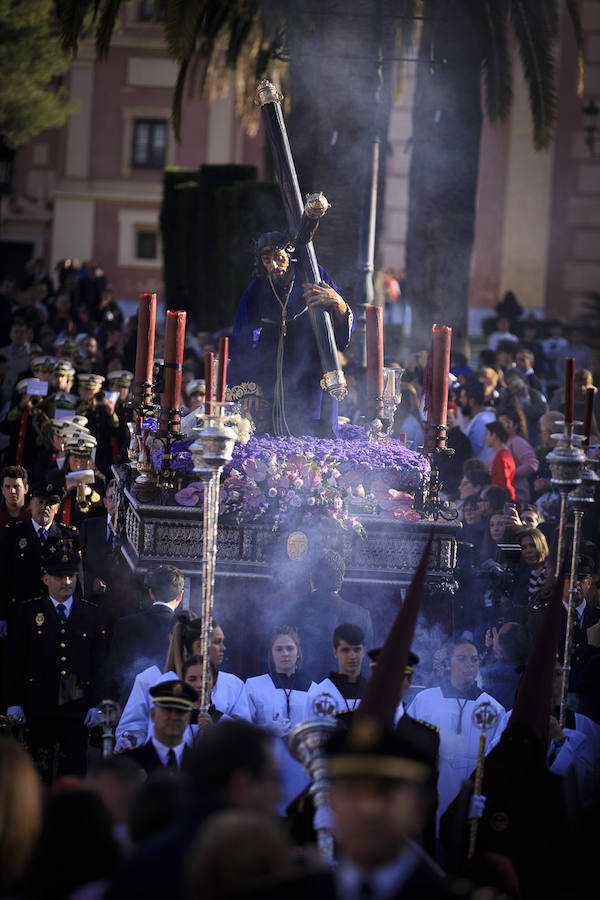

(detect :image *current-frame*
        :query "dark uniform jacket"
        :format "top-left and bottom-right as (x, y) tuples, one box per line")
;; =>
(0, 518), (80, 620)
(5, 594), (106, 718)
(80, 515), (113, 597)
(108, 604), (176, 705)
(245, 847), (446, 900)
(121, 740), (191, 777)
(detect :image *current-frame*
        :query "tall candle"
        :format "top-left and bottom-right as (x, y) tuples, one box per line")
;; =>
(583, 386), (595, 447)
(426, 324), (452, 449)
(217, 336), (229, 404)
(134, 293), (157, 406)
(162, 310), (186, 412)
(204, 352), (214, 415)
(564, 357), (575, 425)
(366, 305), (384, 418)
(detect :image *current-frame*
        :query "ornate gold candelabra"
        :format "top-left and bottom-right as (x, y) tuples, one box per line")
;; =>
(189, 403), (237, 711)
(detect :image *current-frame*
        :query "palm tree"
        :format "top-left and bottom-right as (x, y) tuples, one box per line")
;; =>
(55, 0), (583, 349)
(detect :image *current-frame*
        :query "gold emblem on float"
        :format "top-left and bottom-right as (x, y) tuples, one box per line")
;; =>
(287, 531), (308, 561)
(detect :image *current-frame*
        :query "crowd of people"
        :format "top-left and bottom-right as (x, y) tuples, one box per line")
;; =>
(0, 258), (599, 899)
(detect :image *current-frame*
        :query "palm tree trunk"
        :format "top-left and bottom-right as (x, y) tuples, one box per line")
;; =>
(406, 0), (483, 354)
(286, 0), (396, 309)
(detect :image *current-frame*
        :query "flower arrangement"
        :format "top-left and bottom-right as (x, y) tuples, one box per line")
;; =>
(173, 427), (429, 533)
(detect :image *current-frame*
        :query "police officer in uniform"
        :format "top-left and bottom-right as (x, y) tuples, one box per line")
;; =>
(52, 434), (106, 529)
(0, 480), (80, 636)
(120, 679), (198, 777)
(5, 547), (107, 782)
(76, 373), (120, 479)
(105, 369), (134, 464)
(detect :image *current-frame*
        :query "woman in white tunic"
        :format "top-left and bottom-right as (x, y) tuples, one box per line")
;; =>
(407, 639), (505, 820)
(115, 617), (249, 749)
(244, 625), (315, 813)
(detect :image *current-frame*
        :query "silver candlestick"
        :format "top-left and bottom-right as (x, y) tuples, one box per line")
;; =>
(288, 693), (339, 865)
(547, 422), (586, 579)
(189, 403), (236, 712)
(558, 459), (600, 727)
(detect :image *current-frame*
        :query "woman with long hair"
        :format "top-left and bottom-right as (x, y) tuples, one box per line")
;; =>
(244, 625), (315, 813)
(512, 527), (550, 608)
(498, 408), (539, 504)
(115, 617), (249, 750)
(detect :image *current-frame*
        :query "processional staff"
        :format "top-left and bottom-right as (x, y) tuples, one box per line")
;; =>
(468, 701), (499, 859)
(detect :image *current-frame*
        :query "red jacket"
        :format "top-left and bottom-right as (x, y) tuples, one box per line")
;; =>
(491, 448), (516, 501)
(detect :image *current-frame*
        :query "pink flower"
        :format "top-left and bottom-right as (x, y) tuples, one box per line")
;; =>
(174, 482), (203, 507)
(242, 457), (268, 482)
(306, 468), (322, 489)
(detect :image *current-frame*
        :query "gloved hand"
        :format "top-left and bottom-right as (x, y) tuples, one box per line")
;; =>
(84, 707), (101, 727)
(269, 716), (292, 737)
(0, 620), (7, 639)
(115, 732), (138, 751)
(468, 794), (486, 819)
(7, 706), (26, 722)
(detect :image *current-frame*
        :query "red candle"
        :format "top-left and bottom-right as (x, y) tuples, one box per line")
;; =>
(204, 351), (214, 415)
(426, 324), (452, 450)
(162, 310), (186, 411)
(564, 357), (575, 425)
(366, 306), (384, 418)
(134, 293), (156, 406)
(583, 386), (595, 447)
(217, 336), (229, 404)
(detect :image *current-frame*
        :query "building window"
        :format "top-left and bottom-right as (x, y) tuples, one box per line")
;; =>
(136, 228), (158, 260)
(132, 119), (168, 168)
(139, 1), (165, 21)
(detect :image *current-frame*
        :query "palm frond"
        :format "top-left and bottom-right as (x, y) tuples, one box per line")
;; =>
(509, 0), (556, 150)
(163, 0), (207, 60)
(465, 0), (513, 123)
(565, 0), (585, 97)
(95, 0), (122, 59)
(55, 0), (96, 53)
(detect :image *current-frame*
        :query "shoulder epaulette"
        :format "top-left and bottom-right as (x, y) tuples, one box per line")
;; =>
(80, 598), (98, 607)
(415, 718), (439, 733)
(22, 597), (35, 605)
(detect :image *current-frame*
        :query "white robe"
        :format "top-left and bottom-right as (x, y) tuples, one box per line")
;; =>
(243, 673), (315, 814)
(306, 677), (362, 718)
(406, 686), (505, 818)
(115, 666), (250, 750)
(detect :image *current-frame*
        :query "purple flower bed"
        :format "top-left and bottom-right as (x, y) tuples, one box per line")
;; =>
(168, 426), (429, 532)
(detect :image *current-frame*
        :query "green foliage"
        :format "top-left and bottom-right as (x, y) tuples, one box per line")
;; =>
(160, 165), (281, 330)
(0, 0), (74, 149)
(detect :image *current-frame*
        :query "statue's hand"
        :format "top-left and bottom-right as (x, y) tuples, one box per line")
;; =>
(303, 282), (347, 317)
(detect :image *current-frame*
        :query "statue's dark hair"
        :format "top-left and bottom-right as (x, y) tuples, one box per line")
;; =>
(252, 232), (295, 277)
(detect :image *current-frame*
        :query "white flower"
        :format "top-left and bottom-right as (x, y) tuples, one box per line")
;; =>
(333, 497), (343, 510)
(293, 477), (303, 489)
(268, 487), (278, 497)
(307, 497), (316, 506)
